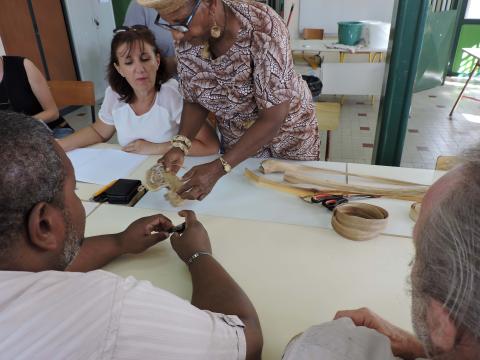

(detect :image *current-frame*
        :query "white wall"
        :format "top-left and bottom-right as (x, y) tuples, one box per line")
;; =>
(284, 0), (300, 39)
(299, 0), (395, 35)
(0, 35), (5, 56)
(63, 0), (116, 100)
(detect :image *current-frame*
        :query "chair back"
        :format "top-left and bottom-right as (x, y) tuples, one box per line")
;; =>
(303, 28), (324, 40)
(48, 80), (95, 108)
(315, 102), (340, 131)
(48, 80), (96, 122)
(435, 156), (458, 171)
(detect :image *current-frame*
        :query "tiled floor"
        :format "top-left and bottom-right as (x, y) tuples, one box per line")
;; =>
(320, 77), (480, 169)
(65, 77), (480, 170)
(401, 77), (480, 169)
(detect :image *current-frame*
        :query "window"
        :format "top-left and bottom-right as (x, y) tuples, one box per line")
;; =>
(466, 0), (480, 20)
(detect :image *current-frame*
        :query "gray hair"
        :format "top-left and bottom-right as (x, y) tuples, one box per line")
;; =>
(0, 112), (65, 256)
(414, 146), (480, 339)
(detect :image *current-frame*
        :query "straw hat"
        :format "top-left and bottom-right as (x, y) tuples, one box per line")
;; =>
(136, 0), (190, 14)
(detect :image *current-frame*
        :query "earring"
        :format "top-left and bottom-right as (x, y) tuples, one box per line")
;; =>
(210, 20), (222, 39)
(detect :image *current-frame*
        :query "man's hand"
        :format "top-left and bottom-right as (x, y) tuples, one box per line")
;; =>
(122, 139), (162, 155)
(177, 160), (224, 201)
(161, 147), (185, 173)
(334, 308), (426, 360)
(116, 214), (173, 255)
(170, 210), (212, 263)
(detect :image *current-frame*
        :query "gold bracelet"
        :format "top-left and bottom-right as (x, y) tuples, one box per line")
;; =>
(172, 135), (192, 149)
(171, 141), (189, 155)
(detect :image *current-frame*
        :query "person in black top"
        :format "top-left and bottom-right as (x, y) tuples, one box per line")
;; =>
(0, 56), (73, 138)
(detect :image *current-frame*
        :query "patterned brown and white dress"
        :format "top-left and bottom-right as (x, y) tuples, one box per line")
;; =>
(176, 0), (320, 160)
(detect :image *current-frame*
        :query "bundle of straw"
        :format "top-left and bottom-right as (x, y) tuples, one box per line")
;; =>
(246, 160), (429, 202)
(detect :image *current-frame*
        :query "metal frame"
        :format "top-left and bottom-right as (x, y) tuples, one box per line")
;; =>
(25, 0), (50, 79)
(60, 0), (80, 81)
(373, 0), (430, 166)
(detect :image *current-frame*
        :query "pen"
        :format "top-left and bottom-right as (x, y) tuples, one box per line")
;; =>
(93, 179), (117, 198)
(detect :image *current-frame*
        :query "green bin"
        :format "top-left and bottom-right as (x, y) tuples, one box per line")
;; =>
(338, 21), (364, 46)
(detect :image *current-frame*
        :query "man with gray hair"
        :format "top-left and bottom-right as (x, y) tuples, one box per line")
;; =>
(0, 111), (262, 359)
(283, 149), (480, 359)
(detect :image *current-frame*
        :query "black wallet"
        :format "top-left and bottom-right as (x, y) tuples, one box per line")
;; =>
(93, 179), (142, 204)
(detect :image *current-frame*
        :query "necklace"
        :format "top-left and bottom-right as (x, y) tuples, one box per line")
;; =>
(202, 3), (229, 59)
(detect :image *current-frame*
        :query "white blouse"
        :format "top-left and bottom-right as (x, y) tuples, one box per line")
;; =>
(98, 79), (182, 146)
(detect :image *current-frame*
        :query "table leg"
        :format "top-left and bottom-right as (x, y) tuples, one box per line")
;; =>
(449, 61), (480, 118)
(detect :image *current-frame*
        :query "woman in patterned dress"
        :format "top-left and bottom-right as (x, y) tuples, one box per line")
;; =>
(138, 0), (319, 200)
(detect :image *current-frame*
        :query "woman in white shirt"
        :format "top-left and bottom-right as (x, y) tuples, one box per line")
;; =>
(59, 26), (218, 155)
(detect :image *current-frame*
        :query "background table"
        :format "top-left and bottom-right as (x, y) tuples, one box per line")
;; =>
(449, 48), (480, 117)
(86, 204), (415, 360)
(291, 40), (387, 96)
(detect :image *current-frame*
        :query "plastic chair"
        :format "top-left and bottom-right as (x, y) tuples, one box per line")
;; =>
(48, 80), (96, 123)
(435, 156), (458, 171)
(315, 102), (341, 161)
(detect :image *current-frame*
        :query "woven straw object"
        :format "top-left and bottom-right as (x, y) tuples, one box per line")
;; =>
(331, 203), (389, 241)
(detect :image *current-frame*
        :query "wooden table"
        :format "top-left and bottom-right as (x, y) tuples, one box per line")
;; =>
(449, 48), (480, 117)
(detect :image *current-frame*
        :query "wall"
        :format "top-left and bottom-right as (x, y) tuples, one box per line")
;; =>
(451, 24), (480, 75)
(299, 0), (395, 35)
(284, 0), (300, 39)
(63, 0), (116, 99)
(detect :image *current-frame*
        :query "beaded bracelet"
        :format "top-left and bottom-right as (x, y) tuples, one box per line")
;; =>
(172, 135), (192, 149)
(171, 141), (189, 155)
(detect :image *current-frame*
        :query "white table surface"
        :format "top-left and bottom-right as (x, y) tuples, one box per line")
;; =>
(74, 146), (446, 239)
(291, 39), (387, 53)
(464, 47), (480, 61)
(87, 204), (415, 360)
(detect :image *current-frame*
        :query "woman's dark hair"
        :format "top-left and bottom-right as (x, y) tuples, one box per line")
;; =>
(107, 26), (170, 103)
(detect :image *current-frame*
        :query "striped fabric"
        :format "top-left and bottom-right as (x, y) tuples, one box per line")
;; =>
(0, 270), (246, 360)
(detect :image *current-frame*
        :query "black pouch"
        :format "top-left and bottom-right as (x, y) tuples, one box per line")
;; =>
(94, 179), (142, 204)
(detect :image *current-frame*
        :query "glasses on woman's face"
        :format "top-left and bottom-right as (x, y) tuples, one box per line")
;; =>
(113, 24), (149, 34)
(154, 0), (201, 33)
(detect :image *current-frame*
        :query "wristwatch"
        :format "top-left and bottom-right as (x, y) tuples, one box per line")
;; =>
(218, 156), (232, 173)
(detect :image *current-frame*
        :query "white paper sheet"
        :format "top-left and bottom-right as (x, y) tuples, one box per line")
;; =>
(67, 148), (147, 185)
(82, 201), (99, 217)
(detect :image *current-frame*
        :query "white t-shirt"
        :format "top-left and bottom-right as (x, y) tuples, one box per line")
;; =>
(0, 270), (246, 360)
(98, 79), (182, 147)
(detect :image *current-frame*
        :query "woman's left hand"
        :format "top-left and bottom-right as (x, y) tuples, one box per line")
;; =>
(178, 160), (225, 201)
(122, 139), (162, 155)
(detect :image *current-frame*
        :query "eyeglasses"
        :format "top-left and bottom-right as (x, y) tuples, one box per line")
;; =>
(154, 0), (201, 33)
(113, 24), (149, 34)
